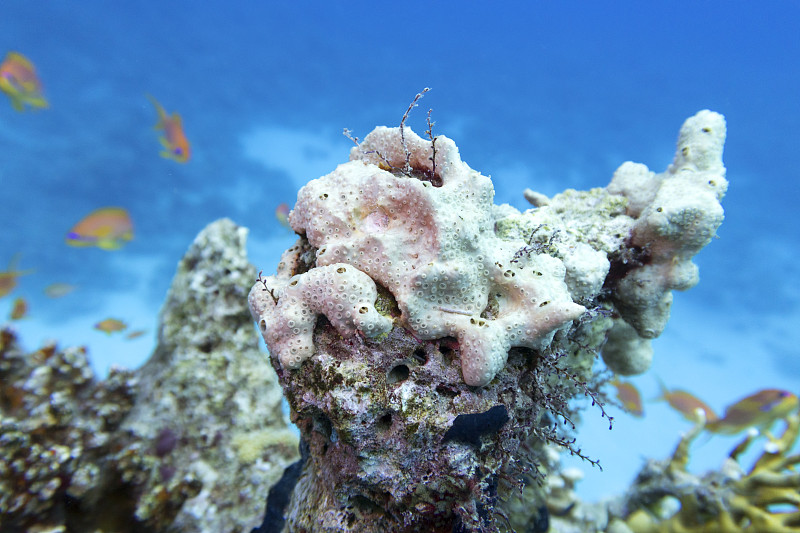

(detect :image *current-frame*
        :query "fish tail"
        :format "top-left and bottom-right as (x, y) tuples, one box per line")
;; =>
(652, 375), (669, 402)
(146, 94), (167, 127)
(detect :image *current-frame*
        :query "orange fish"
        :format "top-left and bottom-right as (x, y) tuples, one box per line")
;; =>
(0, 51), (48, 111)
(656, 380), (718, 424)
(707, 389), (799, 435)
(147, 95), (190, 163)
(95, 318), (127, 334)
(275, 203), (291, 229)
(9, 297), (27, 320)
(610, 377), (644, 417)
(66, 207), (133, 251)
(0, 254), (34, 298)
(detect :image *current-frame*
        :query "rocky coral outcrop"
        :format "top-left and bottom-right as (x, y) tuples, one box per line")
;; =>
(249, 111), (727, 532)
(0, 219), (296, 533)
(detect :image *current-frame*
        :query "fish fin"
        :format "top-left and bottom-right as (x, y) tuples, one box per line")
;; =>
(648, 375), (669, 403)
(97, 239), (122, 251)
(10, 95), (24, 111)
(26, 95), (48, 109)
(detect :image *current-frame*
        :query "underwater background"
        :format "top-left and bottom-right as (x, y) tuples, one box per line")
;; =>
(2, 1), (799, 504)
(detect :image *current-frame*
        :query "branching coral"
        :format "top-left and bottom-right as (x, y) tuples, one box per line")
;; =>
(611, 413), (800, 533)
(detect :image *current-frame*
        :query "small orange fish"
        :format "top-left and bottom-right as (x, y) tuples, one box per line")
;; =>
(66, 207), (133, 251)
(147, 95), (190, 163)
(707, 389), (799, 435)
(9, 297), (27, 320)
(0, 254), (34, 298)
(94, 318), (127, 334)
(610, 377), (644, 417)
(0, 51), (48, 111)
(125, 329), (146, 340)
(656, 380), (718, 424)
(44, 283), (77, 298)
(275, 203), (291, 229)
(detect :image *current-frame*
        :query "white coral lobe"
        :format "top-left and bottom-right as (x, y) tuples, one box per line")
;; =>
(252, 127), (585, 386)
(250, 111), (726, 386)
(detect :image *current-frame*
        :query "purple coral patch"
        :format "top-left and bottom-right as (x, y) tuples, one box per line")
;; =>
(154, 428), (178, 457)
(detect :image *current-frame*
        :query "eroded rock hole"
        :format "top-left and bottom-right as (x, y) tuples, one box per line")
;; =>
(387, 364), (410, 384)
(313, 413), (333, 440)
(438, 337), (458, 361)
(376, 412), (393, 431)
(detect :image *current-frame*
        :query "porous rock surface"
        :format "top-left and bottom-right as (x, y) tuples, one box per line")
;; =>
(0, 219), (296, 533)
(248, 111), (727, 532)
(122, 218), (298, 532)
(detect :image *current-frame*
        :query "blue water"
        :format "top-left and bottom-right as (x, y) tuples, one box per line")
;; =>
(3, 1), (799, 504)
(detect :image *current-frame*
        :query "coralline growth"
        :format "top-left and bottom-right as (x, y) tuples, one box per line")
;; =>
(0, 219), (297, 532)
(249, 108), (727, 531)
(606, 412), (800, 533)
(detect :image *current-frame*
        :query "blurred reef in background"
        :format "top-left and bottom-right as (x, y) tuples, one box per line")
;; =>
(0, 220), (297, 532)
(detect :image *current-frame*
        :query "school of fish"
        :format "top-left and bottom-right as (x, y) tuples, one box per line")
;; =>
(1, 51), (195, 341)
(609, 377), (799, 436)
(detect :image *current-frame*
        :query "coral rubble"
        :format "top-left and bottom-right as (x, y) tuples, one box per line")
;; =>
(249, 111), (727, 531)
(0, 219), (296, 532)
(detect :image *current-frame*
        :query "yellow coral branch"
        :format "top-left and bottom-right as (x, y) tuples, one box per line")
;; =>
(749, 413), (800, 475)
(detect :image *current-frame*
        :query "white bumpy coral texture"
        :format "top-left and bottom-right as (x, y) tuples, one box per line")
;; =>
(252, 127), (584, 386)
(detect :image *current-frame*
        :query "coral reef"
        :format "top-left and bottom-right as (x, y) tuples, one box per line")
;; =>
(604, 412), (800, 533)
(0, 219), (296, 532)
(263, 126), (586, 387)
(0, 107), (730, 533)
(603, 110), (727, 372)
(249, 110), (727, 531)
(0, 332), (138, 533)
